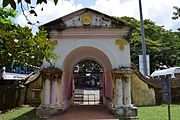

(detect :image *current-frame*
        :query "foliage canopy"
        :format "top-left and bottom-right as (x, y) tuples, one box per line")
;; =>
(119, 17), (180, 72)
(2, 0), (59, 9)
(1, 2), (179, 73)
(0, 7), (58, 70)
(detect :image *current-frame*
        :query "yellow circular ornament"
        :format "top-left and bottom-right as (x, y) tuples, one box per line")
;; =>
(80, 12), (93, 25)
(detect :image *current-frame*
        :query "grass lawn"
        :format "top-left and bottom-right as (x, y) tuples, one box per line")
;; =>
(138, 104), (180, 120)
(0, 105), (45, 120)
(0, 104), (180, 120)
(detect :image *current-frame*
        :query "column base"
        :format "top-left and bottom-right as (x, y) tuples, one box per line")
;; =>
(113, 106), (138, 119)
(36, 105), (62, 118)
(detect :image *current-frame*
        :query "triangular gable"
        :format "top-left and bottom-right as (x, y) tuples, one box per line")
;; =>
(40, 8), (133, 30)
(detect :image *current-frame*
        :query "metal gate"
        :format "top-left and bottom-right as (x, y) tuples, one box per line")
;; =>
(73, 89), (101, 105)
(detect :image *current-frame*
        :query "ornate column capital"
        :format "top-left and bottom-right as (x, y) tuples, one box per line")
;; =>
(111, 71), (123, 80)
(41, 67), (62, 80)
(112, 68), (133, 80)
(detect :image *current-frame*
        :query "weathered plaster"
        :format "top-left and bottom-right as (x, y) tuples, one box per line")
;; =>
(131, 73), (156, 106)
(61, 72), (73, 110)
(38, 8), (137, 119)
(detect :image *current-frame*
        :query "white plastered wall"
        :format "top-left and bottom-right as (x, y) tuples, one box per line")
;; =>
(43, 29), (131, 70)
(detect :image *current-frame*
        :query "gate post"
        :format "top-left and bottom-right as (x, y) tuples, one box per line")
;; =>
(36, 67), (62, 118)
(112, 68), (138, 119)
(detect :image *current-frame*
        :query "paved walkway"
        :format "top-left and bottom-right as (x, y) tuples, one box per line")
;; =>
(49, 105), (118, 120)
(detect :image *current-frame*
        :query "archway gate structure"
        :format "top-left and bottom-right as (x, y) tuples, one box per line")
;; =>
(36, 8), (137, 119)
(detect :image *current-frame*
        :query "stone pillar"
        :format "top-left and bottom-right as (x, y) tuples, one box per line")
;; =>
(111, 71), (124, 115)
(115, 78), (123, 107)
(57, 74), (62, 108)
(44, 78), (51, 106)
(123, 77), (131, 107)
(51, 79), (58, 106)
(36, 67), (62, 118)
(112, 69), (138, 119)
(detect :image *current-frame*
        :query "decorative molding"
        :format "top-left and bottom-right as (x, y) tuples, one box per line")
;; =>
(111, 72), (123, 80)
(112, 68), (133, 80)
(41, 67), (62, 81)
(49, 28), (129, 39)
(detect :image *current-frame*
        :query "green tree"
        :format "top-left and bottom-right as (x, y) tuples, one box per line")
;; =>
(172, 6), (180, 31)
(0, 7), (17, 24)
(2, 0), (59, 25)
(172, 6), (180, 20)
(2, 0), (59, 9)
(119, 17), (180, 72)
(0, 7), (58, 70)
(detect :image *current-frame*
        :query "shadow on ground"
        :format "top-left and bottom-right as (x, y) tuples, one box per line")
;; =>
(12, 109), (46, 120)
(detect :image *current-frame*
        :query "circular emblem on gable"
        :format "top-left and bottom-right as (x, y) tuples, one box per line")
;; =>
(80, 12), (93, 25)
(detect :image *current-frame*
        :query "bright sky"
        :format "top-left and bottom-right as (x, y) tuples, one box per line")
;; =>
(1, 0), (180, 33)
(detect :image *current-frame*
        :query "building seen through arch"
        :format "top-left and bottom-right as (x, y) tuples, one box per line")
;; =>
(73, 59), (103, 105)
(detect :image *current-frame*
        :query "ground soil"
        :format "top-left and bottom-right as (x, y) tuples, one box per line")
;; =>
(49, 105), (118, 120)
